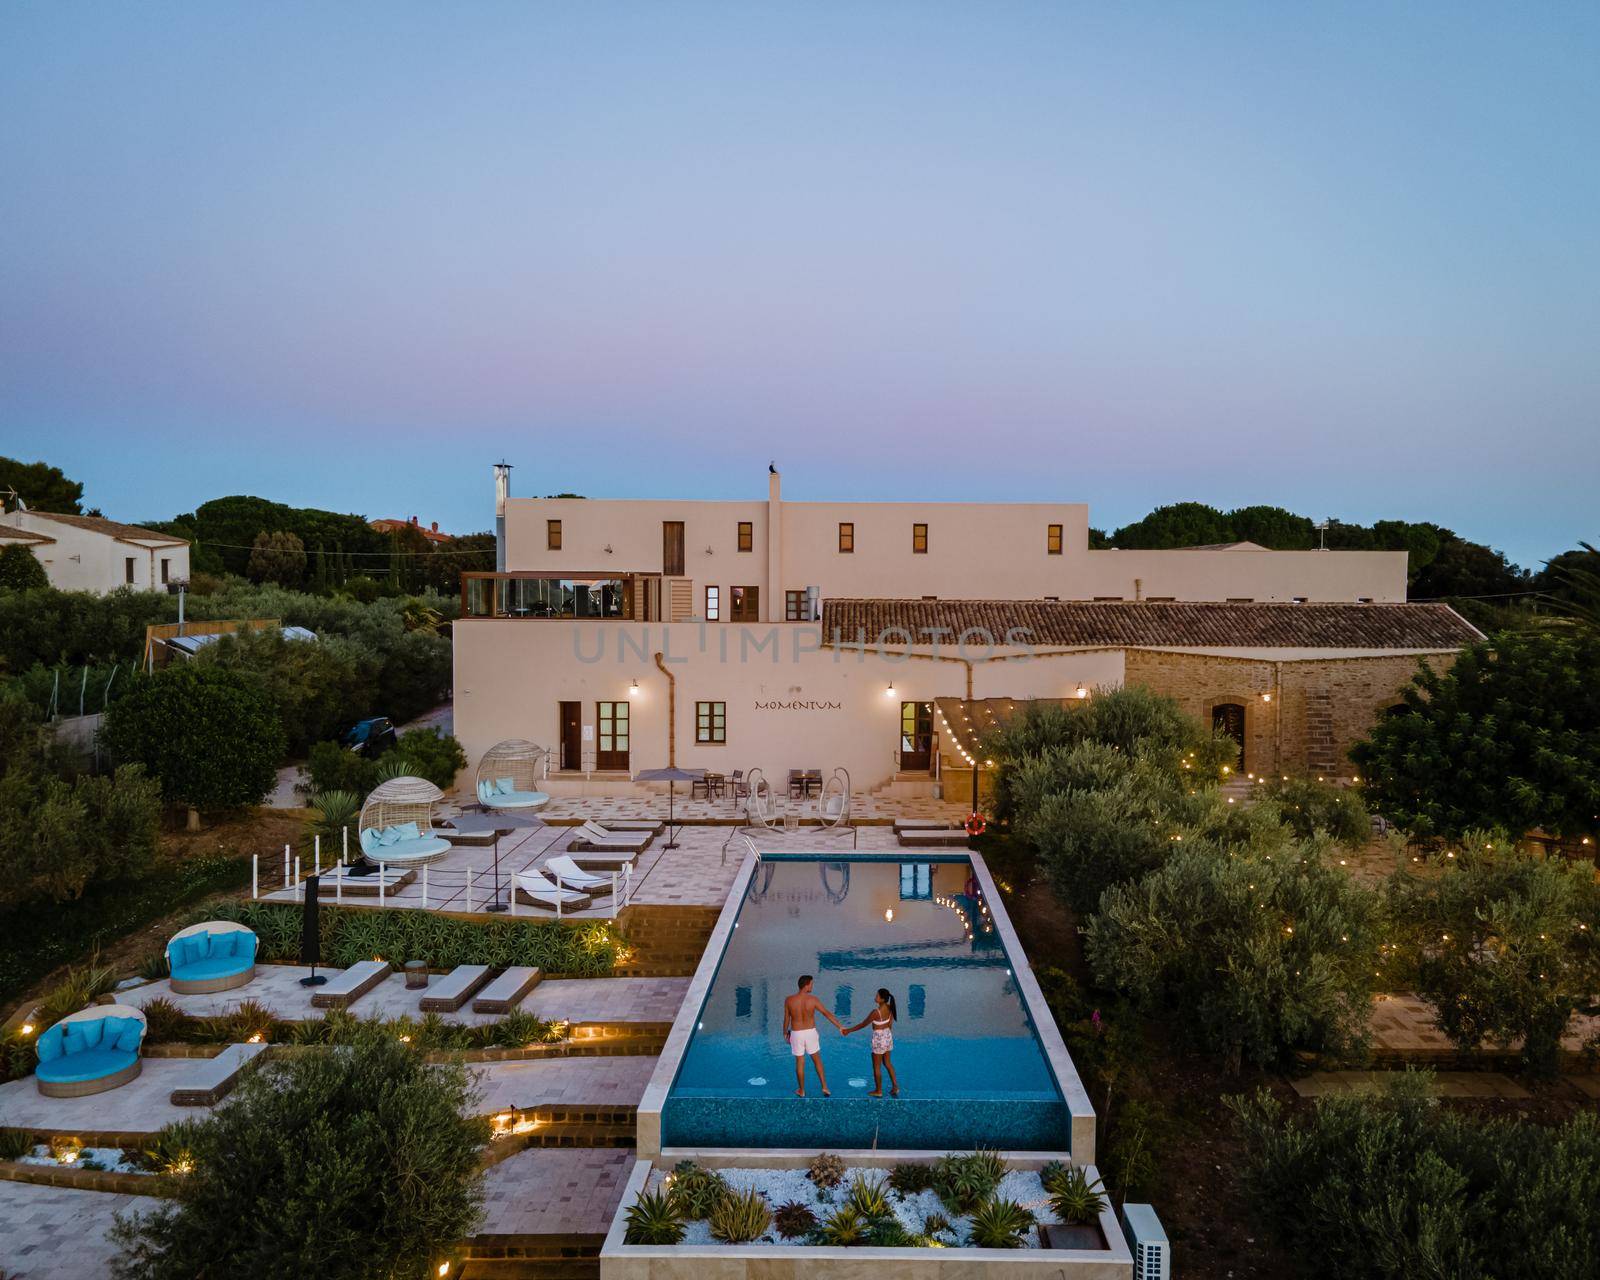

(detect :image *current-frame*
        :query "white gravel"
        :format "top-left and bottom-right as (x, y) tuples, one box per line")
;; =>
(647, 1162), (1063, 1249)
(19, 1144), (150, 1175)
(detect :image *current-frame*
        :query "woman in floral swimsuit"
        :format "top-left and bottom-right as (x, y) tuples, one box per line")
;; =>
(843, 987), (900, 1097)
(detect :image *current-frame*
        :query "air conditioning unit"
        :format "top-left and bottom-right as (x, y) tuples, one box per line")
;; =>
(1120, 1203), (1169, 1280)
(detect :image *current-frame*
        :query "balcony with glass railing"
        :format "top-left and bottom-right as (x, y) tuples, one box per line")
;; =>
(460, 572), (663, 620)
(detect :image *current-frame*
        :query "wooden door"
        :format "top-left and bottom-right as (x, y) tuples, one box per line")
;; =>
(559, 702), (582, 771)
(1212, 703), (1246, 771)
(663, 521), (685, 576)
(596, 700), (630, 771)
(899, 701), (933, 772)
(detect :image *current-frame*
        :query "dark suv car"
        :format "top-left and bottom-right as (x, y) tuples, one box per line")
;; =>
(341, 717), (397, 757)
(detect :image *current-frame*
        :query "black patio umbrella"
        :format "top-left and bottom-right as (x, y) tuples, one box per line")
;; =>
(446, 810), (544, 913)
(298, 875), (327, 987)
(633, 766), (705, 850)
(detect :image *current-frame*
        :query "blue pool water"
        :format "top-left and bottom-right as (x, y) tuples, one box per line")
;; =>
(661, 855), (1070, 1151)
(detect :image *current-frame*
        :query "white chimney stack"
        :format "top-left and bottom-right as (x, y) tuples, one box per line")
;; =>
(493, 462), (513, 572)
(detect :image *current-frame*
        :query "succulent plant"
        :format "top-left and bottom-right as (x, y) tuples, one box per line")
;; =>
(843, 1172), (893, 1220)
(708, 1187), (771, 1243)
(772, 1200), (819, 1239)
(816, 1204), (869, 1246)
(1046, 1165), (1107, 1225)
(966, 1196), (1037, 1249)
(887, 1161), (936, 1194)
(807, 1150), (846, 1189)
(864, 1215), (914, 1247)
(624, 1187), (687, 1245)
(932, 1150), (1004, 1213)
(0, 1127), (33, 1161)
(922, 1210), (953, 1239)
(669, 1160), (730, 1219)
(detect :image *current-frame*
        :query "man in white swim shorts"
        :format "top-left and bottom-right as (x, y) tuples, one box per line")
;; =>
(782, 973), (843, 1097)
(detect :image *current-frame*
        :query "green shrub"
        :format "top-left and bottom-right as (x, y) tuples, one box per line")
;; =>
(101, 665), (284, 812)
(707, 1187), (771, 1243)
(1230, 1074), (1600, 1280)
(966, 1196), (1036, 1248)
(1263, 776), (1370, 845)
(202, 900), (624, 977)
(669, 1162), (729, 1219)
(110, 1026), (487, 1278)
(391, 728), (466, 789)
(304, 742), (381, 797)
(138, 998), (187, 1044)
(772, 1200), (817, 1239)
(624, 1188), (686, 1245)
(486, 1009), (564, 1048)
(862, 1215), (913, 1247)
(933, 1150), (1004, 1213)
(0, 1126), (33, 1160)
(0, 543), (49, 590)
(1086, 842), (1381, 1071)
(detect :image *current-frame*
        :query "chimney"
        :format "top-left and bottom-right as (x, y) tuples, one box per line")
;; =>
(410, 515), (419, 526)
(430, 521), (438, 534)
(766, 463), (782, 623)
(494, 462), (513, 572)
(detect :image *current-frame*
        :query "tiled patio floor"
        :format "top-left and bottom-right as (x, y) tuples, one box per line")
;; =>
(0, 1182), (146, 1280)
(259, 822), (964, 918)
(113, 968), (688, 1028)
(1370, 992), (1599, 1054)
(478, 1147), (633, 1236)
(0, 1055), (659, 1137)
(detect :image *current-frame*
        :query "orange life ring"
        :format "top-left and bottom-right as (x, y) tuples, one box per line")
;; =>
(964, 812), (987, 837)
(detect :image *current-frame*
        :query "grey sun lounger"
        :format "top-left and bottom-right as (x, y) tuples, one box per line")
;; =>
(893, 818), (958, 831)
(897, 828), (971, 847)
(471, 966), (544, 1014)
(310, 959), (392, 1010)
(169, 1041), (268, 1106)
(597, 819), (663, 833)
(569, 821), (652, 852)
(418, 964), (492, 1013)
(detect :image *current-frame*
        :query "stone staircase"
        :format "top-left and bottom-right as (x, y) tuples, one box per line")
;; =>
(460, 1234), (606, 1280)
(614, 904), (720, 977)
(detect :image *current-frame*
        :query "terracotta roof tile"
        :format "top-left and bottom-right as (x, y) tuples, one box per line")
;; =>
(0, 525), (55, 544)
(22, 511), (187, 546)
(820, 598), (1481, 650)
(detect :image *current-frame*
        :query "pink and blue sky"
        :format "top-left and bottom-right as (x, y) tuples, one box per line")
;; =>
(1, 2), (1595, 566)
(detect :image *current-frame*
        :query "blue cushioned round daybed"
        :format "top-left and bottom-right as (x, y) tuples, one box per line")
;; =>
(167, 920), (258, 995)
(358, 776), (454, 867)
(474, 740), (550, 811)
(34, 1005), (147, 1098)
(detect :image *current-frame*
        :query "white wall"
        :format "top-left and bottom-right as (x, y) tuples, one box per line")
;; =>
(454, 620), (1126, 792)
(0, 513), (190, 594)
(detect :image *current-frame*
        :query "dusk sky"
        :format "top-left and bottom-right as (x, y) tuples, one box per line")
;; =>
(2, 2), (1595, 568)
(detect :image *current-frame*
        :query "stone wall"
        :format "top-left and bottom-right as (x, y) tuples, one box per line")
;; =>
(1125, 649), (1456, 777)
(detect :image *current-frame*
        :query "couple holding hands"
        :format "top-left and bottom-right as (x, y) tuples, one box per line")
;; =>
(781, 973), (900, 1098)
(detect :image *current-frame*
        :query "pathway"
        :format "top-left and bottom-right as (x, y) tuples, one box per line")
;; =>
(0, 1182), (146, 1280)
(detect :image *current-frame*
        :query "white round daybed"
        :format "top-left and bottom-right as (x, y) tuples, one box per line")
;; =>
(474, 739), (550, 811)
(358, 776), (454, 866)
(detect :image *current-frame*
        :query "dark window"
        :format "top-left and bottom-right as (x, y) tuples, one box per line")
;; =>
(1093, 595), (1122, 601)
(912, 523), (928, 553)
(785, 590), (806, 621)
(160, 558), (170, 584)
(1147, 596), (1176, 602)
(1047, 524), (1063, 555)
(705, 585), (720, 621)
(731, 586), (759, 621)
(1226, 597), (1254, 603)
(125, 557), (136, 584)
(737, 521), (753, 552)
(547, 520), (562, 550)
(695, 700), (726, 744)
(663, 521), (685, 575)
(838, 522), (854, 553)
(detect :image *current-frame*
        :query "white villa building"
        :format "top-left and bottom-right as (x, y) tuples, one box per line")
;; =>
(0, 509), (190, 594)
(453, 467), (1479, 799)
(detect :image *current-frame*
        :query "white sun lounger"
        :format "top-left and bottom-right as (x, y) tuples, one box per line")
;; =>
(543, 855), (615, 894)
(418, 964), (492, 1013)
(471, 966), (543, 1014)
(570, 821), (651, 852)
(513, 870), (592, 912)
(597, 818), (662, 833)
(310, 959), (392, 1010)
(169, 1041), (267, 1106)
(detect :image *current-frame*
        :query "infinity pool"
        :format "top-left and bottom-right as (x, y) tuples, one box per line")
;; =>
(661, 854), (1070, 1151)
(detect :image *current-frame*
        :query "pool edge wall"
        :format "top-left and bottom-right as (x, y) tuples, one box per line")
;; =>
(636, 846), (1098, 1165)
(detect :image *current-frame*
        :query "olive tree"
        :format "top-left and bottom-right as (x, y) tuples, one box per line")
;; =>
(112, 1027), (487, 1280)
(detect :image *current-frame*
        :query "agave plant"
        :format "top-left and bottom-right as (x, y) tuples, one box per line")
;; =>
(0, 1127), (33, 1161)
(934, 1149), (1007, 1213)
(306, 789), (361, 845)
(1047, 1166), (1107, 1225)
(816, 1205), (869, 1246)
(136, 951), (170, 982)
(669, 1161), (730, 1219)
(843, 1172), (892, 1220)
(623, 1187), (686, 1245)
(863, 1215), (913, 1247)
(708, 1187), (771, 1243)
(489, 1009), (562, 1049)
(772, 1200), (818, 1239)
(966, 1196), (1036, 1249)
(806, 1150), (846, 1189)
(922, 1210), (953, 1239)
(137, 997), (188, 1044)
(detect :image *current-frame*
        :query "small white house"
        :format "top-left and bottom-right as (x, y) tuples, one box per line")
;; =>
(0, 509), (190, 594)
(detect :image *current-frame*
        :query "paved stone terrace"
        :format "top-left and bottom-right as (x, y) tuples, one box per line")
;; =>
(0, 1054), (659, 1139)
(477, 1147), (633, 1236)
(0, 1182), (147, 1280)
(534, 791), (967, 824)
(260, 821), (959, 918)
(1370, 992), (1599, 1056)
(113, 968), (689, 1029)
